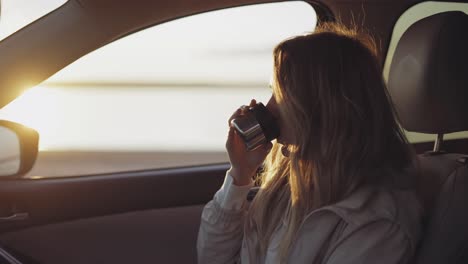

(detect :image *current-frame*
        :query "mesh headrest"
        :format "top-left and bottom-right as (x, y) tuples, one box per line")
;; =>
(387, 11), (468, 134)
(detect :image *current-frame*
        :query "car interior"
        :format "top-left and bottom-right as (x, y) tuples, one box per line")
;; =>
(0, 0), (466, 263)
(387, 10), (468, 263)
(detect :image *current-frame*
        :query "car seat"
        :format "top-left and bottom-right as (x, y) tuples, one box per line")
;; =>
(387, 11), (468, 264)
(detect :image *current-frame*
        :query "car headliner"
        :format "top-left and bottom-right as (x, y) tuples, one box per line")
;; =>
(0, 0), (464, 109)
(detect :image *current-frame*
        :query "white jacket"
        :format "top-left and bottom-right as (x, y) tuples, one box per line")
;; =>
(197, 171), (422, 263)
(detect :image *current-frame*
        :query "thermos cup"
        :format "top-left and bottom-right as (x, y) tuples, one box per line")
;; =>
(230, 103), (280, 151)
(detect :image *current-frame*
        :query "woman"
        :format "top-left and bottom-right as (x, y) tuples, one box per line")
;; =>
(197, 22), (422, 264)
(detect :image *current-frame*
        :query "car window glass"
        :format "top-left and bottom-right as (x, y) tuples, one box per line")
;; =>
(383, 1), (468, 143)
(0, 0), (69, 41)
(0, 2), (317, 177)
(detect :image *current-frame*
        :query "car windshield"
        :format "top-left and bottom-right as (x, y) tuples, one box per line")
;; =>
(0, 0), (68, 41)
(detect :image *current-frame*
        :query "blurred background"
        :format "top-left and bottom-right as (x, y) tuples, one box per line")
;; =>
(1, 1), (465, 177)
(0, 0), (317, 176)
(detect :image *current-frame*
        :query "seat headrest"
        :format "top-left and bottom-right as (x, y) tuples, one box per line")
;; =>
(388, 11), (468, 134)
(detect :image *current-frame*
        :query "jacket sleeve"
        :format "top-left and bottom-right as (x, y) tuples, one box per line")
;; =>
(197, 171), (254, 264)
(324, 220), (414, 264)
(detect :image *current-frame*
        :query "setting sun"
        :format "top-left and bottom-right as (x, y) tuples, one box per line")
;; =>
(0, 86), (64, 151)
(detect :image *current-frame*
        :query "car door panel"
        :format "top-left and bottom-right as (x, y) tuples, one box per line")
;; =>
(0, 164), (228, 263)
(0, 204), (204, 264)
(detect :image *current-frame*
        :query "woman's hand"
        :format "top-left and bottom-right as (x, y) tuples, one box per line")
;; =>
(226, 99), (273, 186)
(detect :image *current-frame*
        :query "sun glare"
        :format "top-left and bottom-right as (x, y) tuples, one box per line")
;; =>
(0, 86), (64, 151)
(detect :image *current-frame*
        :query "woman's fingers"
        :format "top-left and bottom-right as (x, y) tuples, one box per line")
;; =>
(228, 108), (242, 127)
(226, 126), (234, 144)
(226, 126), (248, 157)
(228, 100), (256, 127)
(240, 105), (249, 115)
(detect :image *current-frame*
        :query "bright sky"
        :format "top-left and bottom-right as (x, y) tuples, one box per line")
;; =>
(0, 1), (466, 152)
(0, 1), (317, 151)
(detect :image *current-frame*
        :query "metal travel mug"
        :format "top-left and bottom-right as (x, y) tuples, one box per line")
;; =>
(230, 103), (280, 151)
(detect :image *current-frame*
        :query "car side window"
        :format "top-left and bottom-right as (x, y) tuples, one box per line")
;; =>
(384, 1), (468, 144)
(0, 2), (317, 177)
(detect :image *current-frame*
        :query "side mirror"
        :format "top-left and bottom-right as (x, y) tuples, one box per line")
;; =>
(0, 120), (39, 177)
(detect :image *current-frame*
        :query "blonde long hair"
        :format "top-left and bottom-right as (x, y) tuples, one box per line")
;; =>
(245, 23), (414, 262)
